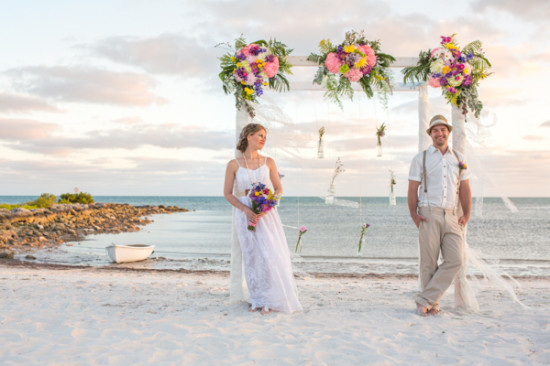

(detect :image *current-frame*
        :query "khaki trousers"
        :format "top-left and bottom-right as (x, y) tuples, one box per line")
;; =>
(416, 207), (464, 310)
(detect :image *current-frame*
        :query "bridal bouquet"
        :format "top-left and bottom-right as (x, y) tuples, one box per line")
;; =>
(402, 34), (492, 118)
(247, 182), (279, 231)
(219, 36), (293, 118)
(308, 30), (395, 108)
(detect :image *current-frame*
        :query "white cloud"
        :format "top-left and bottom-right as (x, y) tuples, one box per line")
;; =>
(0, 118), (58, 140)
(7, 66), (164, 106)
(0, 93), (60, 114)
(89, 33), (219, 76)
(0, 122), (234, 155)
(472, 0), (550, 21)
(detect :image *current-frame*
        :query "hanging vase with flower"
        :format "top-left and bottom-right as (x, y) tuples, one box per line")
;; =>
(376, 122), (386, 157)
(317, 126), (325, 159)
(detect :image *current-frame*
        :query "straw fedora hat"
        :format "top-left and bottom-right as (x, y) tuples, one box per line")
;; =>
(426, 115), (453, 134)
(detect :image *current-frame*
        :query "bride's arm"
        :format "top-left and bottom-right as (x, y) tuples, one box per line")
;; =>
(266, 157), (283, 196)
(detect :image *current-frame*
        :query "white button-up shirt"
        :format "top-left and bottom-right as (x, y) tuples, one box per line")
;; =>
(408, 145), (470, 209)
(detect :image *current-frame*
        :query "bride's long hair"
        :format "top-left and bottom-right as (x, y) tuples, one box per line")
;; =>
(236, 123), (266, 153)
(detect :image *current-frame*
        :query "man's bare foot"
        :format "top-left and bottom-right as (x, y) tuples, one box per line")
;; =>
(261, 307), (271, 315)
(427, 308), (441, 316)
(416, 302), (428, 317)
(248, 306), (260, 312)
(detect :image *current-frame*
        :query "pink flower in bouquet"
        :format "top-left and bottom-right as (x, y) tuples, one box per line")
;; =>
(358, 45), (377, 67)
(344, 68), (363, 82)
(447, 86), (458, 94)
(239, 44), (257, 58)
(325, 52), (343, 74)
(263, 55), (279, 78)
(299, 225), (307, 233)
(244, 73), (257, 86)
(428, 75), (441, 87)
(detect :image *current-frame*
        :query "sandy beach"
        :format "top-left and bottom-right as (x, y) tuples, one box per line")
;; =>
(0, 261), (548, 365)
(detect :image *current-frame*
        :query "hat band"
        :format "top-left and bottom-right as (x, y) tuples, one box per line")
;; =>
(431, 118), (447, 126)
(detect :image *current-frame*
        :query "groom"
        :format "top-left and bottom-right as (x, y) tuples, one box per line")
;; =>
(407, 115), (472, 316)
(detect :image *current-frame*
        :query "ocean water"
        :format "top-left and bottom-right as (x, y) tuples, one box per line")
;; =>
(2, 196), (549, 277)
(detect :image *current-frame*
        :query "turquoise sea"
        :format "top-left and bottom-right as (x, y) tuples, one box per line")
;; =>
(2, 196), (549, 277)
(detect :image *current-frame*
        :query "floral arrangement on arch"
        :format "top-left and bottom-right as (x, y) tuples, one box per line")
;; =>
(307, 30), (395, 108)
(219, 36), (293, 118)
(402, 34), (492, 119)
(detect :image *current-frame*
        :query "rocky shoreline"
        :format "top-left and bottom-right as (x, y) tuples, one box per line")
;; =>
(0, 203), (188, 256)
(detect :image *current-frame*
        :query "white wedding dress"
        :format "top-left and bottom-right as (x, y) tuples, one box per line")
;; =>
(231, 158), (302, 313)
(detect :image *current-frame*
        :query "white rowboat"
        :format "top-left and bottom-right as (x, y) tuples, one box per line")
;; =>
(105, 244), (155, 263)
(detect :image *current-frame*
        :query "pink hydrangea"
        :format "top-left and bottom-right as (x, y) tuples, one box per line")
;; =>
(263, 56), (279, 78)
(358, 45), (377, 67)
(239, 44), (253, 56)
(344, 68), (363, 82)
(325, 52), (343, 74)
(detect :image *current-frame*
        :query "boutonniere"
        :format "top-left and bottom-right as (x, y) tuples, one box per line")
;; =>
(458, 161), (467, 170)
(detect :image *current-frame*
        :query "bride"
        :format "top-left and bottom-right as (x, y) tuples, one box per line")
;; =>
(223, 123), (302, 315)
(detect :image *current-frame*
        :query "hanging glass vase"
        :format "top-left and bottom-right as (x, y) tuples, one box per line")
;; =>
(376, 142), (383, 157)
(325, 184), (335, 205)
(317, 139), (324, 159)
(357, 237), (365, 257)
(389, 191), (396, 206)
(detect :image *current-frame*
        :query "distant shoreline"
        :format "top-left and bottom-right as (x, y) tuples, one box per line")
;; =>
(0, 203), (187, 255)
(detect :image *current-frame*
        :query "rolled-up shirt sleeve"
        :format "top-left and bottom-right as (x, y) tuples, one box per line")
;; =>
(408, 153), (422, 182)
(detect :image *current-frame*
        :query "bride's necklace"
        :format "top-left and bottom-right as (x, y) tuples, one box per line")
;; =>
(243, 153), (262, 185)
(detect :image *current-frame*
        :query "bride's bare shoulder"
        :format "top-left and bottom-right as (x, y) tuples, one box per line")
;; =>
(265, 156), (277, 167)
(226, 159), (240, 171)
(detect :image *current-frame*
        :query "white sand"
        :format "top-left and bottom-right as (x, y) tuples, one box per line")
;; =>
(0, 263), (549, 365)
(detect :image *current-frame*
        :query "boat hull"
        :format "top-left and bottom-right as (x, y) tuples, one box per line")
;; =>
(105, 244), (155, 263)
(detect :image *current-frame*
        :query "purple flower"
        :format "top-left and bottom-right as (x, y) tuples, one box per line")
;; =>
(463, 74), (472, 86)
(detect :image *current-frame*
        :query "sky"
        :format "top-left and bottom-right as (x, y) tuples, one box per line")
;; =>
(1, 0), (549, 198)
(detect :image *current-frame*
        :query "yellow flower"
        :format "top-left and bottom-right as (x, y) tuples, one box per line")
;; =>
(230, 56), (236, 62)
(255, 191), (260, 196)
(245, 87), (253, 95)
(236, 62), (241, 67)
(446, 44), (458, 51)
(263, 82), (268, 86)
(442, 66), (451, 74)
(355, 57), (367, 68)
(344, 45), (356, 53)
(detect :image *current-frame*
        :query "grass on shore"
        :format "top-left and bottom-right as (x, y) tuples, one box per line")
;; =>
(0, 192), (95, 211)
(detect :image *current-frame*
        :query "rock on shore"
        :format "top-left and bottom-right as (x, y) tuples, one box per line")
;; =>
(0, 203), (188, 253)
